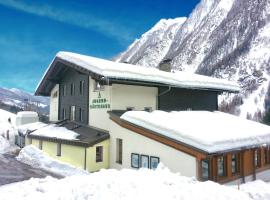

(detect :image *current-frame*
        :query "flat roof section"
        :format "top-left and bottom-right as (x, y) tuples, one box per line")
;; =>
(120, 110), (270, 153)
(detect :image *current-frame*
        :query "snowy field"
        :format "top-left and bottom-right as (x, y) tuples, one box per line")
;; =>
(0, 162), (269, 200)
(0, 137), (270, 199)
(17, 145), (88, 177)
(0, 108), (270, 199)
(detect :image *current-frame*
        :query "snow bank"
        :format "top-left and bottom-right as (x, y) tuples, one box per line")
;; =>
(238, 180), (270, 200)
(53, 51), (240, 92)
(0, 109), (17, 144)
(0, 164), (251, 200)
(121, 110), (270, 153)
(0, 109), (16, 125)
(16, 145), (88, 177)
(0, 136), (12, 153)
(30, 124), (79, 140)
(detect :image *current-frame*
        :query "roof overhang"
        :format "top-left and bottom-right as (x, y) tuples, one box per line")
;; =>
(35, 53), (241, 96)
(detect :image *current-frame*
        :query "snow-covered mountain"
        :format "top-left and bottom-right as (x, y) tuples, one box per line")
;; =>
(115, 0), (270, 121)
(0, 87), (49, 114)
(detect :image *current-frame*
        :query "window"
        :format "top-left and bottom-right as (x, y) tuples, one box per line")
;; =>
(116, 138), (123, 164)
(255, 149), (261, 168)
(150, 156), (159, 170)
(231, 153), (240, 175)
(201, 159), (209, 180)
(63, 85), (66, 96)
(70, 83), (75, 96)
(39, 140), (43, 150)
(264, 147), (270, 165)
(140, 155), (149, 168)
(217, 156), (226, 177)
(94, 80), (104, 91)
(126, 107), (134, 111)
(144, 107), (152, 112)
(79, 108), (84, 122)
(70, 106), (75, 121)
(62, 108), (66, 120)
(29, 138), (32, 144)
(57, 143), (61, 156)
(79, 80), (85, 95)
(96, 146), (103, 162)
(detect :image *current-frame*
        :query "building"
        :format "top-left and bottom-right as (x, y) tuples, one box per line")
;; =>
(110, 110), (270, 184)
(31, 51), (270, 184)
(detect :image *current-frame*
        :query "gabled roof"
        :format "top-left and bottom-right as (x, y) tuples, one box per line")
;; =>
(119, 110), (270, 154)
(35, 51), (240, 96)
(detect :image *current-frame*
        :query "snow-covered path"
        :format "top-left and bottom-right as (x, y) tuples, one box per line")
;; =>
(0, 153), (62, 186)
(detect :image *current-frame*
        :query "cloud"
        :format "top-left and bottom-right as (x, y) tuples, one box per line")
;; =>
(0, 0), (134, 43)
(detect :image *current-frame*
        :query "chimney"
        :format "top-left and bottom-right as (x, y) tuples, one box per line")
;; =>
(158, 59), (172, 72)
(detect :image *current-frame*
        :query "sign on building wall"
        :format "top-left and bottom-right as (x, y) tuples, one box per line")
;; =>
(90, 92), (110, 109)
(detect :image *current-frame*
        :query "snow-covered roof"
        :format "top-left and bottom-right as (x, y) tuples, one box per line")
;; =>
(17, 122), (47, 135)
(0, 109), (16, 125)
(36, 51), (240, 95)
(30, 124), (79, 140)
(121, 110), (270, 153)
(16, 111), (38, 118)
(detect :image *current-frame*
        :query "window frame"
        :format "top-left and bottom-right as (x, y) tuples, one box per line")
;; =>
(70, 82), (75, 96)
(201, 159), (210, 181)
(57, 143), (61, 156)
(116, 138), (123, 164)
(144, 107), (152, 112)
(217, 156), (226, 177)
(70, 106), (76, 121)
(79, 108), (84, 122)
(254, 149), (261, 168)
(96, 146), (103, 163)
(231, 153), (240, 175)
(131, 153), (140, 168)
(79, 80), (85, 95)
(63, 85), (66, 97)
(39, 140), (43, 150)
(150, 156), (160, 170)
(62, 108), (66, 120)
(126, 107), (135, 111)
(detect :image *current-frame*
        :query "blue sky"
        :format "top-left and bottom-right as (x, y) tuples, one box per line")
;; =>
(0, 0), (200, 93)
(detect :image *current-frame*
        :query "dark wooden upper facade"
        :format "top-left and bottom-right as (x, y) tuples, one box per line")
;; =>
(158, 87), (218, 111)
(58, 68), (89, 124)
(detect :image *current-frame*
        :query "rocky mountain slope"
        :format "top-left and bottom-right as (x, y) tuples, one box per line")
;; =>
(115, 0), (270, 121)
(0, 87), (49, 115)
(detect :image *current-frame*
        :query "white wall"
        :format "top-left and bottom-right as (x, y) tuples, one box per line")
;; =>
(111, 84), (157, 111)
(49, 84), (59, 122)
(89, 78), (112, 131)
(88, 79), (158, 131)
(109, 120), (197, 177)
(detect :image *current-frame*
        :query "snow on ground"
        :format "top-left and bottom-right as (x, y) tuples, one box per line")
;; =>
(238, 180), (270, 200)
(16, 145), (88, 177)
(0, 136), (13, 153)
(0, 164), (252, 200)
(30, 124), (79, 140)
(0, 109), (18, 147)
(121, 110), (270, 153)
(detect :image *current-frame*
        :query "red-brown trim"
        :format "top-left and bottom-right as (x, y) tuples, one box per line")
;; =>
(110, 114), (207, 160)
